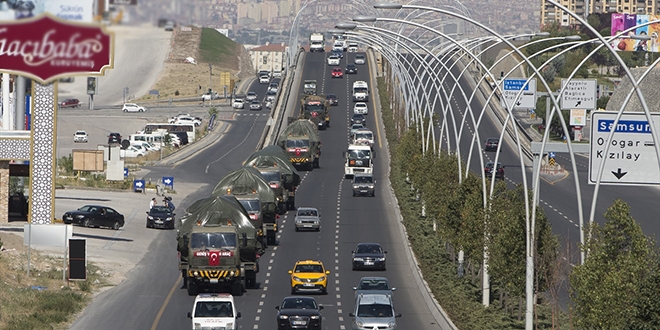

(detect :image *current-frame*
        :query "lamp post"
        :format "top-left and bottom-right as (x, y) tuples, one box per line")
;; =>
(208, 63), (213, 107)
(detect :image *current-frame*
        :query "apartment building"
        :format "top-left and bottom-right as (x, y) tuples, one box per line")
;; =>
(541, 0), (660, 27)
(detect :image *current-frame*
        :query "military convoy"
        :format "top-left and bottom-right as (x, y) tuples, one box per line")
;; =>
(277, 119), (322, 171)
(244, 145), (301, 212)
(299, 95), (330, 130)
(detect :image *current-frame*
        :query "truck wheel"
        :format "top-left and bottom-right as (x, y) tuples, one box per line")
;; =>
(267, 231), (277, 246)
(306, 163), (314, 171)
(287, 197), (295, 210)
(279, 203), (287, 215)
(187, 282), (198, 296)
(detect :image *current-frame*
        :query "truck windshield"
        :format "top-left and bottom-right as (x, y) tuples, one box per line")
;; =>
(238, 199), (261, 212)
(304, 104), (324, 111)
(260, 171), (281, 183)
(355, 132), (373, 140)
(353, 87), (368, 93)
(286, 140), (310, 148)
(347, 150), (371, 160)
(191, 233), (237, 249)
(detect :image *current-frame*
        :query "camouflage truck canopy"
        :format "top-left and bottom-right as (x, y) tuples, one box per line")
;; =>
(212, 167), (278, 216)
(244, 145), (301, 188)
(276, 119), (320, 148)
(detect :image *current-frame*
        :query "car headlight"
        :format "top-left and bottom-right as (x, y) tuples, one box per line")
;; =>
(310, 315), (320, 320)
(75, 215), (85, 218)
(317, 276), (326, 282)
(356, 321), (364, 327)
(376, 257), (386, 261)
(147, 216), (153, 220)
(368, 185), (374, 189)
(193, 271), (199, 276)
(388, 321), (396, 327)
(353, 257), (364, 262)
(226, 323), (235, 330)
(166, 217), (173, 221)
(279, 315), (289, 319)
(229, 270), (235, 276)
(293, 276), (302, 282)
(295, 220), (301, 224)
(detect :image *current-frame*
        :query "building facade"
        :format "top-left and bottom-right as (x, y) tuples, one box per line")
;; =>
(249, 43), (287, 74)
(541, 0), (660, 27)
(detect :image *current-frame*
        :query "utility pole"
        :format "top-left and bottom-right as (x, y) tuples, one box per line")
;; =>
(209, 63), (213, 107)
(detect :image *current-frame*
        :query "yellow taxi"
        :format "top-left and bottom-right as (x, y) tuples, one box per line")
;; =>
(288, 260), (330, 294)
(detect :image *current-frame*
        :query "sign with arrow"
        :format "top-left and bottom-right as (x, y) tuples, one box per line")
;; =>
(500, 78), (536, 109)
(560, 79), (597, 110)
(589, 111), (660, 185)
(162, 176), (174, 188)
(133, 179), (145, 192)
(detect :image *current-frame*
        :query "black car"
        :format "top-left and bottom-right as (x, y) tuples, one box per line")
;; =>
(345, 64), (358, 74)
(146, 205), (175, 229)
(352, 242), (387, 270)
(62, 205), (125, 230)
(325, 94), (338, 106)
(485, 162), (505, 180)
(484, 137), (500, 151)
(276, 296), (323, 330)
(351, 113), (366, 126)
(108, 132), (122, 144)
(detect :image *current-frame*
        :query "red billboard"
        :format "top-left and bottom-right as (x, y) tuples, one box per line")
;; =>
(0, 13), (113, 83)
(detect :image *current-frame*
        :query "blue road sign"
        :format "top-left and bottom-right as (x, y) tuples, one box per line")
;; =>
(133, 179), (145, 192)
(124, 168), (129, 177)
(503, 79), (530, 91)
(549, 152), (556, 159)
(162, 176), (174, 188)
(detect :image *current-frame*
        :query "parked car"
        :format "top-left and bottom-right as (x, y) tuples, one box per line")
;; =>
(107, 132), (122, 144)
(122, 103), (146, 112)
(484, 137), (500, 151)
(73, 130), (88, 143)
(352, 242), (387, 270)
(275, 296), (323, 330)
(484, 161), (504, 180)
(59, 98), (81, 108)
(62, 205), (124, 230)
(232, 98), (245, 109)
(201, 91), (220, 101)
(352, 277), (396, 299)
(354, 54), (366, 65)
(146, 205), (175, 229)
(249, 100), (263, 111)
(294, 207), (321, 231)
(120, 145), (147, 158)
(326, 94), (338, 106)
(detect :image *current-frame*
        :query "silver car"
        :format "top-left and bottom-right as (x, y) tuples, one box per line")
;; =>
(352, 173), (375, 197)
(294, 207), (321, 231)
(350, 293), (400, 330)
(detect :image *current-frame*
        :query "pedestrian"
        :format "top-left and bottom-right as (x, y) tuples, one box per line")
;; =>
(150, 197), (157, 209)
(164, 198), (175, 211)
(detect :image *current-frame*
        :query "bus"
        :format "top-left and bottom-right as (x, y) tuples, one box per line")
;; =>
(143, 123), (195, 142)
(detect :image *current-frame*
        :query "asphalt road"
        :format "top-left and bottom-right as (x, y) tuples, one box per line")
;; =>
(68, 51), (452, 330)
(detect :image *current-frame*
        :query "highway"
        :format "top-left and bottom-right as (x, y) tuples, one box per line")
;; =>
(69, 50), (451, 330)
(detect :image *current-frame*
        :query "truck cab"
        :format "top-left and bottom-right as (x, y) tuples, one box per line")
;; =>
(309, 33), (325, 52)
(344, 144), (374, 178)
(256, 167), (289, 214)
(304, 80), (317, 95)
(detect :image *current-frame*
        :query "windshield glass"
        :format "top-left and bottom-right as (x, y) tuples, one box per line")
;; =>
(194, 301), (234, 317)
(238, 199), (261, 212)
(354, 176), (373, 184)
(294, 264), (324, 273)
(150, 206), (171, 214)
(191, 233), (237, 249)
(347, 150), (371, 160)
(354, 87), (368, 93)
(358, 279), (389, 290)
(260, 171), (281, 182)
(357, 244), (381, 254)
(282, 298), (318, 310)
(357, 304), (393, 317)
(297, 209), (318, 217)
(305, 104), (324, 111)
(286, 140), (310, 148)
(355, 132), (373, 140)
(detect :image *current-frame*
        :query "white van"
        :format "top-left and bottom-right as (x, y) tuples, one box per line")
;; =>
(187, 293), (241, 330)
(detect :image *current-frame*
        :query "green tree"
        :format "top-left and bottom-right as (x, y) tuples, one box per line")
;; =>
(570, 199), (658, 329)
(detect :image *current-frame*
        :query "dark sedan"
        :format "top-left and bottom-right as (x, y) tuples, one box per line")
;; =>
(351, 113), (366, 126)
(485, 161), (504, 180)
(325, 94), (338, 106)
(276, 296), (323, 330)
(146, 205), (175, 229)
(62, 205), (124, 230)
(484, 137), (500, 151)
(345, 64), (358, 74)
(352, 242), (387, 270)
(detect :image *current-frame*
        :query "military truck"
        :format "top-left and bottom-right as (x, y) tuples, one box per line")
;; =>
(244, 145), (302, 212)
(277, 119), (321, 171)
(177, 195), (263, 295)
(299, 95), (330, 130)
(212, 167), (279, 246)
(303, 80), (317, 95)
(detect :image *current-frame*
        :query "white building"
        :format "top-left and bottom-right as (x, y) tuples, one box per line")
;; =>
(249, 42), (287, 75)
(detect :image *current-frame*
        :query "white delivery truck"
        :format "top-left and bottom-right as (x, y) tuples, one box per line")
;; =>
(309, 33), (325, 52)
(352, 81), (369, 102)
(344, 144), (374, 178)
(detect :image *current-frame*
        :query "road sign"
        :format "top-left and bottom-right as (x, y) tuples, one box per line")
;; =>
(500, 78), (536, 109)
(589, 111), (660, 185)
(560, 79), (597, 110)
(123, 168), (128, 177)
(133, 179), (145, 192)
(162, 176), (174, 188)
(548, 152), (556, 159)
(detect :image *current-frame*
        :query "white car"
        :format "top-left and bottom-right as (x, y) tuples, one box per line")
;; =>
(259, 75), (270, 84)
(246, 92), (257, 101)
(201, 91), (219, 101)
(188, 294), (241, 330)
(73, 130), (88, 143)
(354, 54), (366, 65)
(170, 116), (202, 126)
(353, 102), (368, 115)
(232, 98), (244, 109)
(133, 141), (159, 152)
(120, 146), (146, 158)
(327, 55), (340, 66)
(122, 103), (146, 112)
(352, 129), (375, 147)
